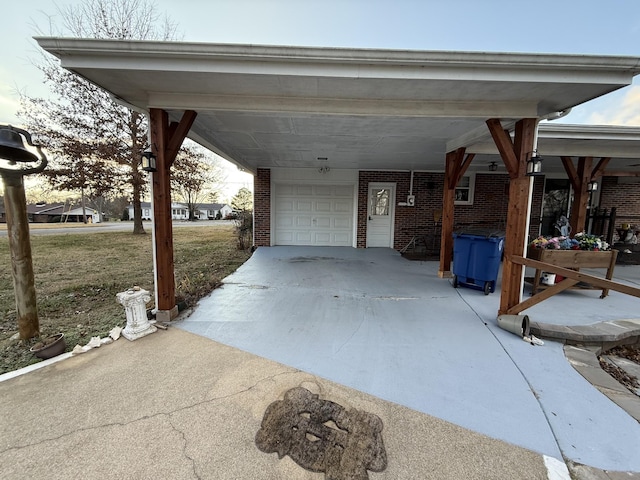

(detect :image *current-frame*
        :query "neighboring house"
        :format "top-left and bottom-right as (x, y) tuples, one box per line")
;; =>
(195, 203), (233, 220)
(129, 202), (232, 221)
(25, 202), (101, 223)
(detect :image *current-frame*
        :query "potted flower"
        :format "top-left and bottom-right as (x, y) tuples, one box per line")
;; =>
(528, 232), (610, 252)
(526, 232), (617, 296)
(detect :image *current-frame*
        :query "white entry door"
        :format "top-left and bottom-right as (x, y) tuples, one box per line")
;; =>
(366, 183), (395, 247)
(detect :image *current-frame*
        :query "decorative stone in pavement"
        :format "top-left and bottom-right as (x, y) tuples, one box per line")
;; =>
(256, 386), (387, 480)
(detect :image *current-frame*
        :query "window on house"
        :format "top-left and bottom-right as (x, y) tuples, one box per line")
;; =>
(455, 174), (475, 205)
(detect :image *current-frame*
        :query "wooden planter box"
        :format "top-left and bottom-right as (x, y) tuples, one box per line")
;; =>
(526, 247), (618, 297)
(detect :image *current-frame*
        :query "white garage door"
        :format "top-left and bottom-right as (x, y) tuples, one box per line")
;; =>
(274, 184), (354, 246)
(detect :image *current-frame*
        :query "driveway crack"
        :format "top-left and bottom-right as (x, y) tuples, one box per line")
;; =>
(168, 416), (201, 480)
(0, 369), (295, 455)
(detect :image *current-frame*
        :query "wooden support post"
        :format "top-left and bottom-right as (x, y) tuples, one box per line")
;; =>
(438, 148), (473, 277)
(439, 151), (458, 277)
(562, 156), (607, 236)
(2, 173), (39, 339)
(487, 118), (537, 315)
(569, 157), (592, 236)
(149, 108), (197, 320)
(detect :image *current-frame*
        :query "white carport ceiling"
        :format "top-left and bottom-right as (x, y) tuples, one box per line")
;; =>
(36, 38), (640, 174)
(468, 123), (640, 173)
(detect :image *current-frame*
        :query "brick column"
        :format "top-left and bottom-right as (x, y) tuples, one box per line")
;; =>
(254, 168), (271, 247)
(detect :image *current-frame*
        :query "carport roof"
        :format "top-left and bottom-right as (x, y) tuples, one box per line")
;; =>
(36, 38), (640, 174)
(469, 123), (640, 174)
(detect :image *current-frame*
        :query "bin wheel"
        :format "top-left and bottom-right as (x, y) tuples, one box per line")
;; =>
(453, 275), (459, 288)
(483, 281), (491, 295)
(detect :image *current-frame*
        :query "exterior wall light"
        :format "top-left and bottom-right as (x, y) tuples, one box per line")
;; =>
(141, 150), (157, 172)
(488, 162), (498, 172)
(526, 151), (543, 176)
(587, 180), (598, 192)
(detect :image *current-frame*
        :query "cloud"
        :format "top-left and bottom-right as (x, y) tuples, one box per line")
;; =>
(587, 85), (640, 126)
(0, 80), (21, 124)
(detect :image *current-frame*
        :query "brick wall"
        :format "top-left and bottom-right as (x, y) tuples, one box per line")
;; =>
(599, 176), (640, 232)
(357, 171), (532, 251)
(254, 168), (271, 247)
(257, 168), (549, 251)
(357, 171), (415, 248)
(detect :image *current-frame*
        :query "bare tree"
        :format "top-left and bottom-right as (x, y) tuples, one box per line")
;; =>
(171, 144), (226, 221)
(19, 0), (179, 233)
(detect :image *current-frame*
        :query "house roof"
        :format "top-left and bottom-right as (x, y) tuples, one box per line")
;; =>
(26, 203), (96, 215)
(36, 38), (640, 174)
(198, 203), (229, 210)
(27, 203), (66, 215)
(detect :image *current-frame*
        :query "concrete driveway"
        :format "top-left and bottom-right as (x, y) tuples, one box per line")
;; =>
(178, 246), (640, 474)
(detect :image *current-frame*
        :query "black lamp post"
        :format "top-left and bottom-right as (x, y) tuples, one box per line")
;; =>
(0, 125), (48, 340)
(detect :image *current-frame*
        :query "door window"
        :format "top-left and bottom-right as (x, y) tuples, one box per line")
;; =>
(372, 188), (391, 216)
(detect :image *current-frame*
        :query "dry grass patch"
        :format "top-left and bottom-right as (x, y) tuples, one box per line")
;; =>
(0, 224), (251, 374)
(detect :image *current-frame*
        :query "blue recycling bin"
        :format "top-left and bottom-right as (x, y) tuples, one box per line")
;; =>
(452, 230), (504, 295)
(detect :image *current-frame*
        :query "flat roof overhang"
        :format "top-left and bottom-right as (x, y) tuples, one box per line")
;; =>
(36, 37), (640, 174)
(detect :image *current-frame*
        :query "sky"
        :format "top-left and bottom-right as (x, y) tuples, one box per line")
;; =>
(2, 0), (640, 198)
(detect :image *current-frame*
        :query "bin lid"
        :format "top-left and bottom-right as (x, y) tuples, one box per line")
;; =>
(453, 228), (505, 238)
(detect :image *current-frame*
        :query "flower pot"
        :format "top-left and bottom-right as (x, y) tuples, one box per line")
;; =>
(541, 272), (556, 285)
(30, 333), (66, 359)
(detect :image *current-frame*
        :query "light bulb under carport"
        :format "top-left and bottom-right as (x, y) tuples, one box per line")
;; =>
(317, 156), (329, 174)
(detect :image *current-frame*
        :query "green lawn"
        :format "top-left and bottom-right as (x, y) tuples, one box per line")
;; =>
(0, 224), (251, 374)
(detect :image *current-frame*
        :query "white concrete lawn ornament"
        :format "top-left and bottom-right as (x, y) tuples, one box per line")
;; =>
(116, 286), (157, 341)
